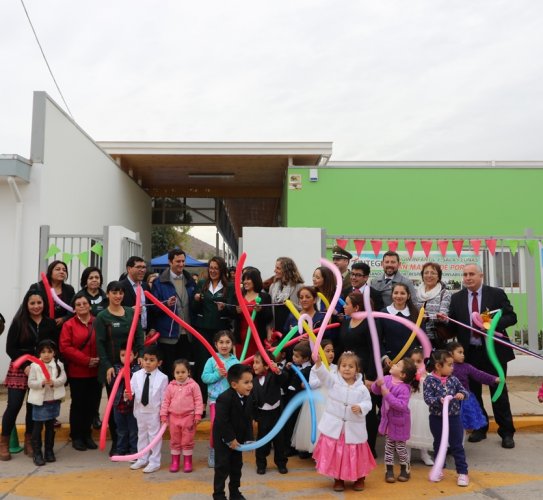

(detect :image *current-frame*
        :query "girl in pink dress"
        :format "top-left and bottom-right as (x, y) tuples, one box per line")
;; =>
(312, 351), (376, 492)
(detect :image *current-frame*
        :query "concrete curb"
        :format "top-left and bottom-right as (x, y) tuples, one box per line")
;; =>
(14, 417), (543, 444)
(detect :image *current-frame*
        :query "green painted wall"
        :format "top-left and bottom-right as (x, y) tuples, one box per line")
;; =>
(285, 166), (543, 342)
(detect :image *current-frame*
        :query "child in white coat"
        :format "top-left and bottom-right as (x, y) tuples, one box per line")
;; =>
(312, 351), (376, 493)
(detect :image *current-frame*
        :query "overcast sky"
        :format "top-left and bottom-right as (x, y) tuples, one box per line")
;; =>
(2, 0), (543, 163)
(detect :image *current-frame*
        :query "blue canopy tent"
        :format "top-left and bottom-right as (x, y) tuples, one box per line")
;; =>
(151, 252), (207, 267)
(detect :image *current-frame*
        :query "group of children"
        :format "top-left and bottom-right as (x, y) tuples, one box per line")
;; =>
(27, 328), (505, 498)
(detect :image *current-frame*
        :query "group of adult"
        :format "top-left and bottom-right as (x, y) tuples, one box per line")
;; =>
(1, 245), (518, 462)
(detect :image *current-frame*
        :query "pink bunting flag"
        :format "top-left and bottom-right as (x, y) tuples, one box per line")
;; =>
(437, 239), (449, 257)
(335, 239), (348, 250)
(353, 239), (366, 255)
(420, 239), (433, 258)
(370, 239), (382, 257)
(452, 239), (464, 257)
(485, 239), (497, 256)
(470, 239), (482, 255)
(387, 240), (399, 252)
(404, 240), (417, 258)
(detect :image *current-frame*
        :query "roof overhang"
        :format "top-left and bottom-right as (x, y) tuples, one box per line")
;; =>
(0, 155), (32, 182)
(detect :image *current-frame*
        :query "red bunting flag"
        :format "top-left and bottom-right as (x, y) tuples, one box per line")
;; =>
(404, 240), (417, 258)
(437, 240), (449, 257)
(420, 240), (433, 257)
(485, 239), (497, 256)
(452, 239), (464, 257)
(470, 239), (482, 255)
(387, 240), (399, 252)
(353, 239), (366, 255)
(335, 239), (348, 250)
(370, 239), (383, 257)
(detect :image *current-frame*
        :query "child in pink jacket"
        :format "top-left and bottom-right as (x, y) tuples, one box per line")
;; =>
(160, 359), (204, 473)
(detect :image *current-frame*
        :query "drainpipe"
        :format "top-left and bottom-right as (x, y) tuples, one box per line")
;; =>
(7, 176), (23, 302)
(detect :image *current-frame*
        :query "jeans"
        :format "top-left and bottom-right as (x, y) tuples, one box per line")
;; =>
(113, 409), (138, 454)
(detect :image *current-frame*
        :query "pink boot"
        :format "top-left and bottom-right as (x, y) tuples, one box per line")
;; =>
(183, 455), (192, 473)
(169, 454), (180, 473)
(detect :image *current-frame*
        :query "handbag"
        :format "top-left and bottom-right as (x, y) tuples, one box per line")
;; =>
(427, 288), (455, 341)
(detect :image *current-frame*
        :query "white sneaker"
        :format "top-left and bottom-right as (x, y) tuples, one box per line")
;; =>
(457, 474), (469, 487)
(421, 449), (434, 466)
(130, 460), (148, 470)
(143, 463), (161, 473)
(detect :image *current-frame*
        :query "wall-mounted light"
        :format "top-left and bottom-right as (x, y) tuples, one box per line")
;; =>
(309, 168), (319, 182)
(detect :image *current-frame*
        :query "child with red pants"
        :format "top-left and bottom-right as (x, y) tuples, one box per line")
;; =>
(160, 359), (204, 472)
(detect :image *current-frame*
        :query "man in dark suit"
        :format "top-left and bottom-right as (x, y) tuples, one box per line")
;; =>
(119, 256), (152, 333)
(445, 263), (517, 449)
(332, 246), (352, 290)
(342, 262), (383, 312)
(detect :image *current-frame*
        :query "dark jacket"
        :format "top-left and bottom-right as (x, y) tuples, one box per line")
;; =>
(6, 317), (57, 368)
(252, 369), (289, 409)
(150, 268), (196, 341)
(192, 280), (235, 331)
(341, 285), (384, 313)
(212, 387), (254, 446)
(448, 285), (517, 364)
(339, 319), (381, 381)
(30, 281), (75, 326)
(119, 278), (151, 307)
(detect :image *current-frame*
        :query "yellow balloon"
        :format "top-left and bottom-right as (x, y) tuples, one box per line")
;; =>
(284, 299), (330, 369)
(390, 307), (425, 364)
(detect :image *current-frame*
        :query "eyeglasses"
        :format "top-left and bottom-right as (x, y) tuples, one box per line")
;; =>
(133, 265), (147, 270)
(351, 273), (368, 278)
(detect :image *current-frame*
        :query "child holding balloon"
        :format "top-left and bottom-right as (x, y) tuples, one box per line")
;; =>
(371, 357), (418, 483)
(312, 351), (376, 492)
(201, 330), (240, 468)
(423, 350), (469, 487)
(27, 340), (67, 466)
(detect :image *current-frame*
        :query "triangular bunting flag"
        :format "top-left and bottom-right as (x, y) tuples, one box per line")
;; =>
(353, 239), (366, 256)
(404, 240), (417, 258)
(62, 252), (73, 265)
(370, 239), (383, 257)
(485, 239), (497, 256)
(44, 244), (61, 260)
(452, 239), (464, 257)
(437, 240), (449, 257)
(526, 240), (539, 257)
(387, 240), (399, 252)
(90, 242), (103, 257)
(507, 240), (519, 256)
(420, 240), (433, 257)
(470, 239), (482, 255)
(335, 239), (348, 250)
(77, 251), (89, 267)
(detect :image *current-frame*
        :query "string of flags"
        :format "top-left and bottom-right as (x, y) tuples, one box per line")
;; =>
(43, 242), (103, 266)
(333, 238), (540, 259)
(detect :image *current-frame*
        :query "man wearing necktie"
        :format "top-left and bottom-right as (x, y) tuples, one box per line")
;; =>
(373, 251), (416, 307)
(119, 256), (153, 334)
(445, 263), (517, 449)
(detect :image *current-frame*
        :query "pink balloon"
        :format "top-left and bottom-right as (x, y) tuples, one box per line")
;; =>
(110, 423), (168, 462)
(12, 354), (50, 380)
(350, 310), (432, 380)
(298, 313), (314, 350)
(40, 272), (55, 318)
(362, 285), (383, 381)
(429, 395), (453, 482)
(311, 258), (342, 362)
(51, 288), (74, 314)
(99, 366), (125, 451)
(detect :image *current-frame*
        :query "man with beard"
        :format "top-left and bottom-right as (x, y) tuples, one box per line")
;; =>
(372, 251), (416, 307)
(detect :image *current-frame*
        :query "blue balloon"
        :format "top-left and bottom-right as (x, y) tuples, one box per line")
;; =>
(236, 391), (322, 452)
(291, 364), (318, 444)
(338, 297), (346, 307)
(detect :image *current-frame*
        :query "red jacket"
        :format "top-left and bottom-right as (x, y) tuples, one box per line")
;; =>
(59, 315), (98, 378)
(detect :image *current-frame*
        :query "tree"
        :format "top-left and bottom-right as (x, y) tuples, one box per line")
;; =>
(152, 226), (191, 257)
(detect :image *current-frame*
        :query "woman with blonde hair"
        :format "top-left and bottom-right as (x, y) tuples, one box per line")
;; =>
(269, 257), (304, 330)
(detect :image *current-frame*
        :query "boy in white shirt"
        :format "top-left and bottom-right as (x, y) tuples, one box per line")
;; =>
(129, 345), (168, 473)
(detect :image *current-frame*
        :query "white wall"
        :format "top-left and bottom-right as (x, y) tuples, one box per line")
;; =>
(241, 227), (325, 284)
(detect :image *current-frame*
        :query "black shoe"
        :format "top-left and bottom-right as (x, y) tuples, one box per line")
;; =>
(256, 467), (266, 475)
(44, 450), (56, 462)
(298, 451), (311, 459)
(84, 437), (98, 450)
(72, 439), (87, 451)
(92, 416), (102, 430)
(502, 435), (515, 449)
(109, 446), (118, 457)
(278, 466), (288, 474)
(33, 452), (46, 466)
(468, 430), (487, 443)
(229, 493), (246, 500)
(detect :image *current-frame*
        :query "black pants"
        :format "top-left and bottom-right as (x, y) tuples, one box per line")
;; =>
(255, 408), (287, 469)
(1, 388), (33, 437)
(366, 393), (381, 457)
(213, 440), (243, 499)
(466, 345), (515, 437)
(104, 384), (118, 446)
(69, 377), (101, 440)
(32, 419), (55, 452)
